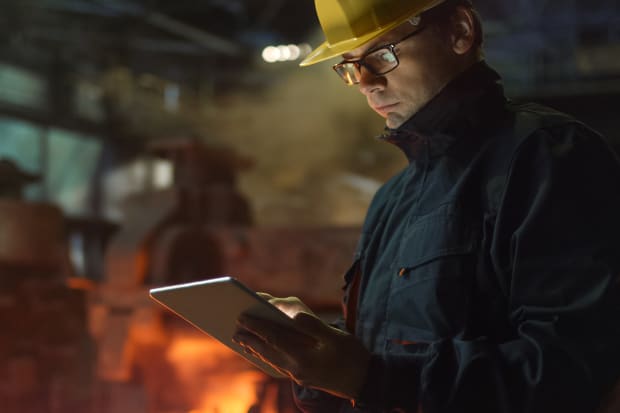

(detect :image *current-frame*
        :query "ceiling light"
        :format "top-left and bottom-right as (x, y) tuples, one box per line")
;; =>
(261, 46), (281, 63)
(261, 43), (312, 63)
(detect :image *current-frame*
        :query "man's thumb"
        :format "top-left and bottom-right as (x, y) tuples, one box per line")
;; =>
(293, 311), (326, 336)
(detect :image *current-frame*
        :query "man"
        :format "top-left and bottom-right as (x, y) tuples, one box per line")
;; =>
(234, 0), (620, 412)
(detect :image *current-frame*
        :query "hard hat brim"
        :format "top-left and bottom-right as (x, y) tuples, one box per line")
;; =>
(299, 19), (405, 67)
(299, 0), (447, 67)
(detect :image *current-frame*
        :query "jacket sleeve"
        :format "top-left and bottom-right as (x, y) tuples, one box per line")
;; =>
(355, 124), (620, 413)
(291, 316), (348, 413)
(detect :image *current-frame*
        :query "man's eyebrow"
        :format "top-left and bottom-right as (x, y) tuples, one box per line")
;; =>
(341, 40), (380, 61)
(341, 34), (398, 60)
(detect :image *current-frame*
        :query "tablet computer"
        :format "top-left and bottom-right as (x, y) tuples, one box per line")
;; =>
(149, 276), (294, 378)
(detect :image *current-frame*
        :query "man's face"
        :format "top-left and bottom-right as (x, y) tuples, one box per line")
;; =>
(342, 21), (464, 129)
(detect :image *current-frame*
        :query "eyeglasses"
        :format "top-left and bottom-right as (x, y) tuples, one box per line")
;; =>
(332, 26), (426, 86)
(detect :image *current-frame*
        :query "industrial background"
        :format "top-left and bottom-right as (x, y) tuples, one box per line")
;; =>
(0, 0), (619, 412)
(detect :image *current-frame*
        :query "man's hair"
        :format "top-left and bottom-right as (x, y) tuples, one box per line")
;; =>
(421, 0), (484, 53)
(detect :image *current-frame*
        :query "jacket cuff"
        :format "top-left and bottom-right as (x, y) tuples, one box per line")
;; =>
(353, 351), (427, 410)
(292, 382), (345, 413)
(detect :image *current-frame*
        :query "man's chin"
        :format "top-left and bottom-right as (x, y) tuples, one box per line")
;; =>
(385, 114), (406, 130)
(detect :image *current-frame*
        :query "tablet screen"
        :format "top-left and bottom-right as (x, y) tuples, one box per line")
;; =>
(149, 276), (295, 378)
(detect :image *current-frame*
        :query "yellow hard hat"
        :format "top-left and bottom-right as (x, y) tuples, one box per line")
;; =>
(300, 0), (447, 66)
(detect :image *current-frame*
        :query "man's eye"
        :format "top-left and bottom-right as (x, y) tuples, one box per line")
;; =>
(377, 51), (397, 63)
(365, 49), (396, 67)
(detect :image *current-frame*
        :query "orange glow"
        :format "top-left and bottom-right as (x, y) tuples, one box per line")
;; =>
(166, 332), (277, 413)
(66, 276), (96, 290)
(195, 370), (266, 413)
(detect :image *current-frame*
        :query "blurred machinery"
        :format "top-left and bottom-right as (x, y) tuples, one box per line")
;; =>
(0, 160), (95, 413)
(89, 139), (360, 413)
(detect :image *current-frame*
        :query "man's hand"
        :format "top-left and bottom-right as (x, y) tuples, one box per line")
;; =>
(233, 294), (370, 400)
(255, 293), (313, 319)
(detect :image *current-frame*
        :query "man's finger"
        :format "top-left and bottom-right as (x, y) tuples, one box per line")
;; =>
(232, 331), (295, 376)
(293, 311), (332, 336)
(256, 292), (275, 301)
(237, 314), (320, 351)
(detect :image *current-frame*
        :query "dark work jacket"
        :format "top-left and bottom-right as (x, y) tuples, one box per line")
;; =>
(294, 61), (620, 413)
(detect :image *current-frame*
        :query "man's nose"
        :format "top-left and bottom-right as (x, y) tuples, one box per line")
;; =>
(358, 68), (385, 95)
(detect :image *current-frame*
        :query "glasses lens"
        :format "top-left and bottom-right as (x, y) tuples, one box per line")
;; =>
(364, 48), (398, 75)
(333, 47), (399, 85)
(333, 63), (361, 85)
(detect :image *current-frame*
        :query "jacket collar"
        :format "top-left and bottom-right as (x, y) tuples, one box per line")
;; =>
(377, 60), (507, 163)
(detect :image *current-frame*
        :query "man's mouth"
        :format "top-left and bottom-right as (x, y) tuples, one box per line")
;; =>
(372, 103), (398, 115)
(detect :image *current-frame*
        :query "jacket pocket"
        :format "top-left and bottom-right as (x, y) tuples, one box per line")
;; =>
(387, 202), (479, 338)
(395, 202), (478, 279)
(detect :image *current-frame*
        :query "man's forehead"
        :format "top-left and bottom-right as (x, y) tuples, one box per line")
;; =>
(341, 22), (413, 60)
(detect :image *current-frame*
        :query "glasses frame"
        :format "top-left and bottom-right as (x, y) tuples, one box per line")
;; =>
(332, 25), (426, 86)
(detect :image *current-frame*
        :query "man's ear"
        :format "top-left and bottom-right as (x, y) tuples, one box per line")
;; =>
(451, 6), (476, 55)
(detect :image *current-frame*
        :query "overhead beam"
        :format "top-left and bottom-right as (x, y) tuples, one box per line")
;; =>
(22, 26), (213, 56)
(36, 0), (123, 17)
(37, 0), (244, 57)
(144, 12), (243, 57)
